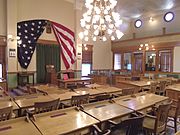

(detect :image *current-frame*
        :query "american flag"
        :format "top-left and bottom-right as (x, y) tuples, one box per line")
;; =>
(17, 20), (47, 69)
(51, 21), (76, 69)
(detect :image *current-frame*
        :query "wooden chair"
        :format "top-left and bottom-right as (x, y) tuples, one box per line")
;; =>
(0, 106), (13, 121)
(168, 96), (180, 132)
(108, 114), (144, 135)
(71, 94), (89, 107)
(91, 125), (111, 135)
(34, 98), (60, 114)
(94, 94), (111, 102)
(148, 81), (158, 94)
(143, 102), (172, 135)
(122, 87), (135, 96)
(156, 80), (166, 95)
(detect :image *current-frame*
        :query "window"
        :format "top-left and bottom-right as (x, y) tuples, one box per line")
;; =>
(82, 45), (93, 76)
(164, 12), (174, 22)
(0, 64), (2, 78)
(82, 64), (91, 76)
(145, 51), (156, 71)
(134, 19), (142, 28)
(114, 53), (121, 70)
(159, 50), (172, 72)
(124, 53), (132, 71)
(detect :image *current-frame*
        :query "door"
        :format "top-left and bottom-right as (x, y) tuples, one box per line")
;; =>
(133, 53), (143, 74)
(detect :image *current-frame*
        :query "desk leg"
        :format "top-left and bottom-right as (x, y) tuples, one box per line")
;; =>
(32, 74), (34, 85)
(65, 83), (67, 89)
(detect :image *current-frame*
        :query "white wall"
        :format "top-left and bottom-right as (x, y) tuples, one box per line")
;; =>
(9, 0), (75, 72)
(0, 0), (6, 35)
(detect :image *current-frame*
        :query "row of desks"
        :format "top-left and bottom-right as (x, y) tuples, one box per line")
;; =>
(0, 93), (168, 135)
(0, 85), (122, 116)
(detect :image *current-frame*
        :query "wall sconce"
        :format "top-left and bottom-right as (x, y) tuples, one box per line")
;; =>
(7, 34), (21, 42)
(149, 17), (154, 22)
(7, 34), (14, 41)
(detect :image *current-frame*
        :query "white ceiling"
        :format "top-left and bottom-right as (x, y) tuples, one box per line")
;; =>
(116, 0), (180, 20)
(73, 0), (180, 20)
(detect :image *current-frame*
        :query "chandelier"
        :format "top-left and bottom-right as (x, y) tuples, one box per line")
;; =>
(138, 44), (155, 51)
(79, 0), (124, 42)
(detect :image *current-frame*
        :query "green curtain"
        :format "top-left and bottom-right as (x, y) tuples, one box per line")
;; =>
(36, 43), (60, 83)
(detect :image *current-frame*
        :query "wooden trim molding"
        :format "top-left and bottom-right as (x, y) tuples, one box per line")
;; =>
(112, 32), (180, 43)
(7, 71), (37, 74)
(37, 39), (59, 45)
(0, 35), (6, 46)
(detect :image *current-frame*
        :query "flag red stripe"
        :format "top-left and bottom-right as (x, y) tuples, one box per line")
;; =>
(56, 30), (76, 56)
(51, 21), (74, 37)
(59, 36), (75, 64)
(51, 21), (76, 69)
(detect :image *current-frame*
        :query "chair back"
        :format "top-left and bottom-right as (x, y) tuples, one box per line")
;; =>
(0, 106), (12, 121)
(175, 96), (180, 118)
(155, 102), (171, 133)
(34, 98), (60, 114)
(112, 115), (144, 135)
(122, 87), (135, 96)
(71, 94), (89, 106)
(159, 80), (167, 91)
(149, 81), (158, 93)
(94, 94), (110, 101)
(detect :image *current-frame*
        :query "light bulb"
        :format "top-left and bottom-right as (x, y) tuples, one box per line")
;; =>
(106, 6), (110, 11)
(140, 44), (143, 47)
(84, 30), (88, 36)
(111, 36), (115, 41)
(94, 30), (99, 36)
(85, 47), (88, 50)
(109, 24), (114, 29)
(84, 37), (89, 41)
(93, 25), (98, 29)
(116, 30), (124, 39)
(85, 25), (90, 29)
(102, 36), (107, 41)
(108, 29), (113, 35)
(145, 44), (148, 47)
(139, 48), (142, 51)
(104, 9), (108, 14)
(78, 32), (84, 39)
(93, 37), (97, 41)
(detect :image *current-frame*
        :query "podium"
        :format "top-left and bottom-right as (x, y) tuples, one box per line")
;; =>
(45, 65), (57, 85)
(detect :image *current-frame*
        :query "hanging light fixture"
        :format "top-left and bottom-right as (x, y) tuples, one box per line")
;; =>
(79, 0), (124, 42)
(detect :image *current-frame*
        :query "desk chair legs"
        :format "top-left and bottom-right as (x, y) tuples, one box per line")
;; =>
(90, 125), (111, 135)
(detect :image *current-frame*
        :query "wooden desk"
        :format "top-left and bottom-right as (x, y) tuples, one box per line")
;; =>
(0, 100), (19, 110)
(96, 86), (122, 94)
(166, 84), (180, 100)
(0, 117), (41, 135)
(17, 72), (35, 86)
(175, 130), (180, 135)
(58, 77), (92, 88)
(74, 88), (105, 96)
(85, 83), (103, 89)
(82, 101), (133, 122)
(14, 95), (54, 109)
(114, 93), (168, 111)
(117, 80), (151, 92)
(48, 92), (79, 101)
(32, 107), (99, 135)
(33, 85), (67, 95)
